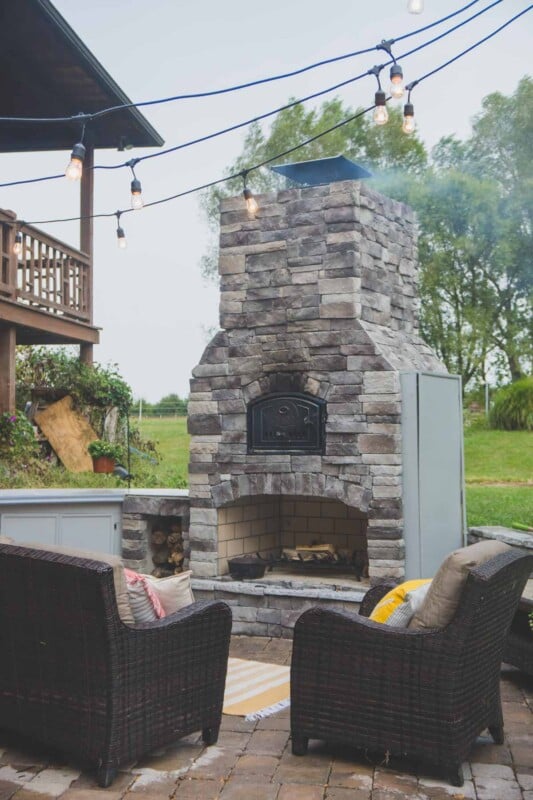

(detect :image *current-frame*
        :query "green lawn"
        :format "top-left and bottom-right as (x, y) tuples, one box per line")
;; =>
(137, 416), (190, 487)
(463, 427), (533, 484)
(465, 486), (532, 528)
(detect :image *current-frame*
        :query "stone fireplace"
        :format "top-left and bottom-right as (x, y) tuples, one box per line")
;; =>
(187, 178), (460, 586)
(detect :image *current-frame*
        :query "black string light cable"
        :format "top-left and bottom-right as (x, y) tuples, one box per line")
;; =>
(0, 0), (482, 126)
(0, 0), (506, 191)
(16, 4), (533, 231)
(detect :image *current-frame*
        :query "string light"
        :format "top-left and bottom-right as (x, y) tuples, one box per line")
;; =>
(402, 81), (418, 133)
(408, 0), (424, 13)
(378, 40), (405, 100)
(369, 66), (388, 125)
(116, 212), (127, 249)
(242, 172), (259, 217)
(5, 4), (529, 251)
(0, 1), (484, 127)
(128, 159), (143, 209)
(0, 0), (510, 192)
(403, 101), (416, 133)
(13, 230), (22, 257)
(373, 92), (388, 124)
(389, 64), (405, 98)
(65, 141), (86, 181)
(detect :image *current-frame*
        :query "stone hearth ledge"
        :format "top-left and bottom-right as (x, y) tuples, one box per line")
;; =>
(190, 577), (366, 637)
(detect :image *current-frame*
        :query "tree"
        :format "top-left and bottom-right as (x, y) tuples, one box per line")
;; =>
(401, 170), (503, 387)
(431, 78), (533, 382)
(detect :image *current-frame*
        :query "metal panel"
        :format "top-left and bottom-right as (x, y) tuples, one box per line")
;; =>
(0, 502), (121, 555)
(418, 374), (464, 575)
(400, 373), (421, 577)
(58, 512), (118, 554)
(402, 372), (464, 579)
(0, 514), (58, 545)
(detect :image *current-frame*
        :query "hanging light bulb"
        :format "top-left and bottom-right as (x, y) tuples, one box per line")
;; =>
(402, 102), (416, 134)
(13, 231), (22, 257)
(373, 91), (388, 125)
(407, 0), (424, 13)
(241, 172), (259, 216)
(243, 187), (259, 216)
(131, 178), (144, 210)
(389, 64), (404, 99)
(116, 213), (127, 249)
(65, 142), (86, 181)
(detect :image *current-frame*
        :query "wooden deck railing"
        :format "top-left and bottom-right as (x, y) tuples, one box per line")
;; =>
(0, 210), (91, 323)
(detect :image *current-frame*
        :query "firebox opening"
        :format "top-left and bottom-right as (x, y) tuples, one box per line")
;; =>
(217, 494), (368, 582)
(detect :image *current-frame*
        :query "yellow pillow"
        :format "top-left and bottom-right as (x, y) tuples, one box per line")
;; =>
(369, 579), (431, 623)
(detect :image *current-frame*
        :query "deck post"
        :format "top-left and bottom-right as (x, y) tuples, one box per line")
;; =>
(0, 327), (16, 413)
(80, 140), (94, 365)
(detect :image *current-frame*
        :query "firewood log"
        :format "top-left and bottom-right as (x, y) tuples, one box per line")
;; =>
(152, 548), (170, 565)
(151, 530), (167, 546)
(167, 532), (182, 547)
(168, 550), (184, 566)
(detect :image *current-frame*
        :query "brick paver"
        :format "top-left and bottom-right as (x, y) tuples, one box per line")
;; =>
(0, 636), (531, 799)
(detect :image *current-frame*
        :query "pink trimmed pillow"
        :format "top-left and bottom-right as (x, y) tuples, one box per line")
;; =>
(124, 569), (166, 623)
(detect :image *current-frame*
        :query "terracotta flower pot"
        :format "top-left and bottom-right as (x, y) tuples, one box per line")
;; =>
(92, 456), (116, 474)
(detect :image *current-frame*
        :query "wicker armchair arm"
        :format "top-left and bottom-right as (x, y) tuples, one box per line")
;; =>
(358, 583), (396, 617)
(117, 600), (232, 676)
(293, 605), (443, 677)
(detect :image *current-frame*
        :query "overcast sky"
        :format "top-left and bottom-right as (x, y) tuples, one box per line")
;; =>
(0, 0), (530, 402)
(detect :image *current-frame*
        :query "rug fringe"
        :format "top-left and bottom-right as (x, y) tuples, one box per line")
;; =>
(244, 698), (291, 722)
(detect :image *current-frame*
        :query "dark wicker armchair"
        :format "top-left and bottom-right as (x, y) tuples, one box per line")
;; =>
(290, 549), (533, 786)
(0, 543), (232, 787)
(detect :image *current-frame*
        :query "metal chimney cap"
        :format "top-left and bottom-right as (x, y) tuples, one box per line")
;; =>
(269, 155), (372, 186)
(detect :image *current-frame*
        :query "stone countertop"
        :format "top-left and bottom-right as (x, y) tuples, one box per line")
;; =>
(469, 525), (533, 550)
(469, 525), (533, 601)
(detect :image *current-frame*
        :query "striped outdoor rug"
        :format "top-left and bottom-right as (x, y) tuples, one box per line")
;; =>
(223, 657), (291, 721)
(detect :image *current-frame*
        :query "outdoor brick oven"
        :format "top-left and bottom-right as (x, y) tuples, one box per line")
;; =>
(187, 177), (462, 587)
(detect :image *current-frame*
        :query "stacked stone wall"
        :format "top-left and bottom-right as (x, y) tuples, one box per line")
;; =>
(187, 181), (423, 583)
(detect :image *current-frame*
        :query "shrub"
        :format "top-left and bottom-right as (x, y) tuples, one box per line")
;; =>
(16, 347), (132, 420)
(489, 377), (533, 431)
(0, 411), (39, 463)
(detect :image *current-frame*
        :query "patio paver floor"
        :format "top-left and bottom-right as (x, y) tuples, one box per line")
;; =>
(0, 635), (532, 800)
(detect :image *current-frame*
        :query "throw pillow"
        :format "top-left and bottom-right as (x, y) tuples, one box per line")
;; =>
(409, 539), (512, 631)
(386, 581), (432, 627)
(124, 569), (166, 623)
(369, 579), (432, 624)
(145, 570), (194, 615)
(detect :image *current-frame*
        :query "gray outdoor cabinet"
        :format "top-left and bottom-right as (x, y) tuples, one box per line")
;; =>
(0, 490), (123, 555)
(401, 372), (466, 579)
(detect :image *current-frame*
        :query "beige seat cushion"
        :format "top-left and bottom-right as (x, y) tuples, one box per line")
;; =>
(0, 540), (134, 625)
(409, 540), (511, 631)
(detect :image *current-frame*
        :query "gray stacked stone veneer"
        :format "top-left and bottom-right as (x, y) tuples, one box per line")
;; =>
(191, 579), (366, 638)
(121, 491), (189, 574)
(187, 180), (446, 584)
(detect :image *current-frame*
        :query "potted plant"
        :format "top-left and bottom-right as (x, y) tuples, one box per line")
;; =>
(87, 440), (123, 474)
